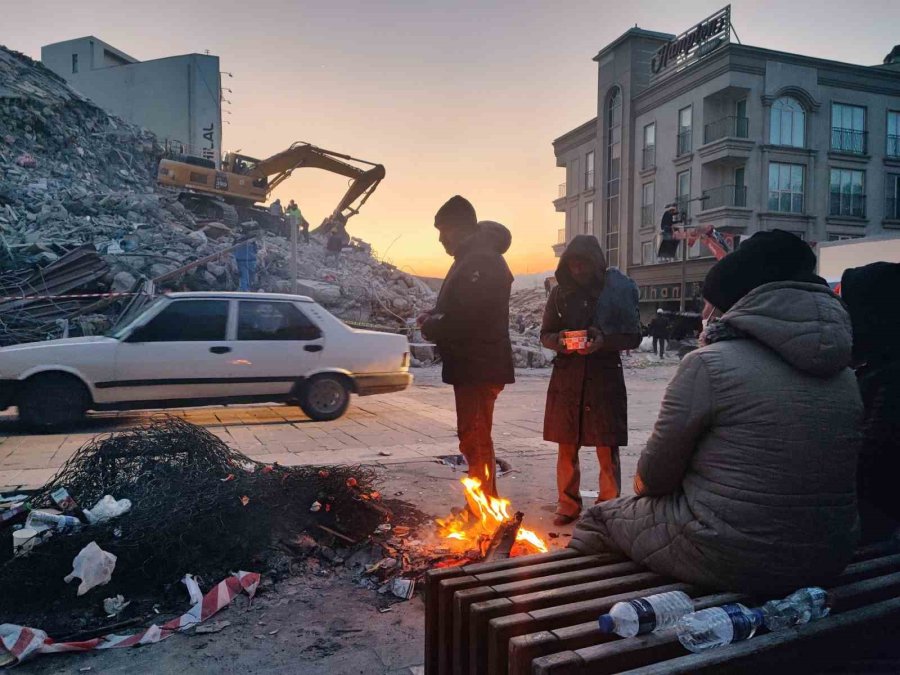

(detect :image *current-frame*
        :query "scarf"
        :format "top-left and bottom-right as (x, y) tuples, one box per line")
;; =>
(699, 319), (745, 347)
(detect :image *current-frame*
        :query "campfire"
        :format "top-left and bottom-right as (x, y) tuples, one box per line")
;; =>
(436, 476), (548, 561)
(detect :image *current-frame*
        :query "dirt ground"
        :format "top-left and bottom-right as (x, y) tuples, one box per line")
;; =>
(8, 361), (678, 674)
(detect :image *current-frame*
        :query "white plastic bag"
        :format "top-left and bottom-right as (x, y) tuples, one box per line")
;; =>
(64, 541), (117, 596)
(84, 495), (132, 524)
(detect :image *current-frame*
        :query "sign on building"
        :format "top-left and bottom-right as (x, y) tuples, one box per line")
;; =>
(651, 5), (731, 79)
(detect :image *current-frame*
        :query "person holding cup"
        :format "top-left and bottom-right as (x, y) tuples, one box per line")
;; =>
(541, 235), (641, 526)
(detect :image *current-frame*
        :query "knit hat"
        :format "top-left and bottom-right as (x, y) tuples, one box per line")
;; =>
(702, 229), (824, 312)
(434, 195), (477, 231)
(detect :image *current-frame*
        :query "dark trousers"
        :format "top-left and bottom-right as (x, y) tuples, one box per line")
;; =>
(453, 384), (504, 498)
(652, 336), (666, 357)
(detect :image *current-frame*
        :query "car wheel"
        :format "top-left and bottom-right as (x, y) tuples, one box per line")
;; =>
(18, 373), (90, 430)
(298, 374), (350, 421)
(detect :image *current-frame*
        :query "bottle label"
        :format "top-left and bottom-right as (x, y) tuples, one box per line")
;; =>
(628, 598), (657, 634)
(722, 604), (755, 642)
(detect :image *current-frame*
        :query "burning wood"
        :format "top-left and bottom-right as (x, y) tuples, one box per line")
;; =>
(436, 477), (547, 560)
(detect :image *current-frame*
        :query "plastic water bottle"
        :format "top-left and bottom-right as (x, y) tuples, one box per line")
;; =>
(598, 590), (694, 637)
(676, 603), (765, 653)
(761, 587), (829, 631)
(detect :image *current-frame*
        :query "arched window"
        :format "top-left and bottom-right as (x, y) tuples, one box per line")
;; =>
(605, 87), (622, 263)
(770, 96), (805, 147)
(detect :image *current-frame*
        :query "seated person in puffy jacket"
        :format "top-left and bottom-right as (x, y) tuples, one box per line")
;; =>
(570, 230), (862, 594)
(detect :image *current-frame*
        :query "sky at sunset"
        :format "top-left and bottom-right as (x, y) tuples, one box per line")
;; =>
(5, 0), (900, 278)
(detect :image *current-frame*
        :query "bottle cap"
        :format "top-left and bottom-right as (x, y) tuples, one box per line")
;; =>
(598, 614), (615, 633)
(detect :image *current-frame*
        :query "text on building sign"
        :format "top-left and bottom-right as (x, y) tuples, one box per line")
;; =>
(651, 5), (730, 75)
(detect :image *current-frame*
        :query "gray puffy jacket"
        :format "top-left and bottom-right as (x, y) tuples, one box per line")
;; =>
(570, 281), (862, 593)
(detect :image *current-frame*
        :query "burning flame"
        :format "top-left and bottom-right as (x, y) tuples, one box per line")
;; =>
(437, 477), (548, 555)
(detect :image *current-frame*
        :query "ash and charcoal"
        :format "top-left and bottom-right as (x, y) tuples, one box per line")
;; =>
(0, 418), (392, 635)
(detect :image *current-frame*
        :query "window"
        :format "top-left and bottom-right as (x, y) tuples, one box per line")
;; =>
(827, 233), (863, 241)
(641, 241), (655, 265)
(676, 169), (691, 212)
(132, 300), (228, 342)
(769, 97), (805, 147)
(768, 163), (805, 213)
(584, 151), (595, 191)
(677, 106), (692, 155)
(887, 174), (900, 220)
(71, 53), (78, 74)
(832, 103), (866, 154)
(237, 301), (322, 341)
(642, 123), (656, 170)
(641, 182), (654, 227)
(606, 88), (622, 263)
(888, 111), (900, 158)
(583, 201), (594, 232)
(829, 168), (866, 217)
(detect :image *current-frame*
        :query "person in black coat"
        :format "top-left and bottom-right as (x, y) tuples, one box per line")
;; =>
(419, 196), (515, 498)
(841, 262), (900, 543)
(647, 309), (670, 358)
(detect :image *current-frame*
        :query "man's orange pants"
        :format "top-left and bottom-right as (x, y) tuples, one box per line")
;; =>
(556, 444), (621, 517)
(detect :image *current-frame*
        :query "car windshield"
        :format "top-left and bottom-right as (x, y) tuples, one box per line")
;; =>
(106, 296), (167, 339)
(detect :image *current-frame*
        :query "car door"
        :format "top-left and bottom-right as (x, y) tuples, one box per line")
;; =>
(223, 299), (324, 398)
(109, 298), (234, 404)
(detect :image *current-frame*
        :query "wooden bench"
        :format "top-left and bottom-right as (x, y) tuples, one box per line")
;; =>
(424, 541), (900, 674)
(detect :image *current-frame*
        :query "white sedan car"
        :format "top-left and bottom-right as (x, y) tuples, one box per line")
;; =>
(0, 292), (412, 428)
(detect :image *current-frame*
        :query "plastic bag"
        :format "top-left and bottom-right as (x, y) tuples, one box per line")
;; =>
(64, 541), (117, 596)
(84, 495), (132, 524)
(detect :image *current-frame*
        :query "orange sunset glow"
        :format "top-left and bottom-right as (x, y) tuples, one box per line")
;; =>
(7, 0), (897, 278)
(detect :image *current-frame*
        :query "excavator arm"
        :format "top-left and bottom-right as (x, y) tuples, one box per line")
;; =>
(251, 142), (385, 221)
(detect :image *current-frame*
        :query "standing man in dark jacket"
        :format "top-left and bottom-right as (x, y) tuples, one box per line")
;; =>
(419, 196), (515, 498)
(647, 309), (669, 359)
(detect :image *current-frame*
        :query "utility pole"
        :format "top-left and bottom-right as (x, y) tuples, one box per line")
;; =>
(679, 238), (687, 312)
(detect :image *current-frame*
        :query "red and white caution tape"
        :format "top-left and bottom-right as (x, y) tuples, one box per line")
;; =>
(0, 570), (259, 665)
(0, 291), (138, 303)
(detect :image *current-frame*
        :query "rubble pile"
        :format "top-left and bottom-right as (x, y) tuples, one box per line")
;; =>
(508, 287), (552, 368)
(0, 45), (436, 342)
(0, 418), (393, 634)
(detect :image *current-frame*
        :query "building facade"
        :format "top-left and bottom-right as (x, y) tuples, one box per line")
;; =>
(553, 13), (900, 319)
(42, 37), (222, 166)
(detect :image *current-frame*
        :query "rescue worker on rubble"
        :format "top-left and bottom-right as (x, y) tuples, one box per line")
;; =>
(569, 230), (861, 594)
(286, 200), (309, 244)
(647, 309), (670, 359)
(841, 262), (900, 543)
(418, 196), (515, 499)
(540, 235), (641, 526)
(269, 198), (283, 217)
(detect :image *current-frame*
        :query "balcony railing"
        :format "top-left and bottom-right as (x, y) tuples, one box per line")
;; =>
(642, 145), (656, 170)
(701, 184), (747, 210)
(888, 135), (900, 158)
(641, 204), (654, 227)
(558, 182), (567, 199)
(886, 197), (899, 220)
(703, 116), (749, 144)
(677, 130), (692, 156)
(829, 192), (866, 218)
(584, 171), (595, 191)
(557, 228), (566, 244)
(831, 128), (867, 154)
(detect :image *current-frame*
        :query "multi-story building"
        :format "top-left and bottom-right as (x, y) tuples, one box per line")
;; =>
(552, 8), (900, 319)
(41, 37), (222, 166)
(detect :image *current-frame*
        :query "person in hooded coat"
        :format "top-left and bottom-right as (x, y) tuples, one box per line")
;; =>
(841, 262), (900, 543)
(541, 235), (641, 526)
(420, 196), (515, 498)
(569, 230), (861, 594)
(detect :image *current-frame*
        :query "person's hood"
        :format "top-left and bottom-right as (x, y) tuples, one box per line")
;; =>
(722, 281), (852, 377)
(456, 220), (512, 257)
(555, 235), (607, 290)
(841, 261), (900, 363)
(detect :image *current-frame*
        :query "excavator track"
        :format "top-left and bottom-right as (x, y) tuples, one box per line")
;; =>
(177, 193), (239, 226)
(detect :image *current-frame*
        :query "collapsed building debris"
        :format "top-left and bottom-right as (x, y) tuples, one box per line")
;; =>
(0, 418), (391, 636)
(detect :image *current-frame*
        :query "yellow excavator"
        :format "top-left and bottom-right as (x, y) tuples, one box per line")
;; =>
(156, 141), (385, 230)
